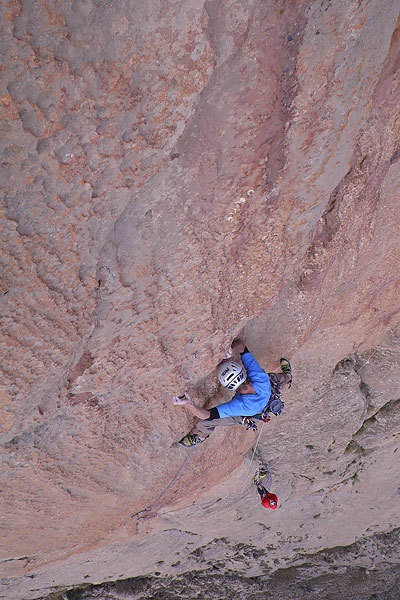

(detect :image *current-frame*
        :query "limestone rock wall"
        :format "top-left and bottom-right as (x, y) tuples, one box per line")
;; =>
(0, 1), (399, 598)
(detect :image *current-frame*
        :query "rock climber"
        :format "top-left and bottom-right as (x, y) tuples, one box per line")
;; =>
(253, 463), (278, 510)
(173, 339), (292, 447)
(257, 485), (279, 510)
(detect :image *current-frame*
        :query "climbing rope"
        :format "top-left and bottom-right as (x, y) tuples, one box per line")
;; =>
(132, 445), (198, 520)
(239, 419), (272, 494)
(355, 324), (398, 376)
(248, 419), (266, 472)
(133, 408), (279, 521)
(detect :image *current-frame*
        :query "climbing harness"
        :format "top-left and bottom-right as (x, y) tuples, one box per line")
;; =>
(261, 374), (285, 421)
(253, 462), (273, 489)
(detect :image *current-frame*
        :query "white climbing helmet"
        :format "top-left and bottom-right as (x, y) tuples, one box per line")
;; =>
(217, 359), (246, 391)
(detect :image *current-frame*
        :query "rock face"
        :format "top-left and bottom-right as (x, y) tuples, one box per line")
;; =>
(0, 1), (399, 598)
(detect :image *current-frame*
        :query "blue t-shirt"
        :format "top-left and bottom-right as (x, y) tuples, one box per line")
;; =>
(216, 352), (271, 418)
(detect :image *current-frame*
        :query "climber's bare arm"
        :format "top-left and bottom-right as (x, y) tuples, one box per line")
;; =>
(172, 393), (211, 420)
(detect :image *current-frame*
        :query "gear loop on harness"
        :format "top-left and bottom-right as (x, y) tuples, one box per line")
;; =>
(261, 373), (285, 420)
(253, 462), (273, 489)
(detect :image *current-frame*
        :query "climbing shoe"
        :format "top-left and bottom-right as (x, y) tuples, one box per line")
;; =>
(280, 357), (292, 388)
(178, 434), (206, 448)
(241, 417), (258, 431)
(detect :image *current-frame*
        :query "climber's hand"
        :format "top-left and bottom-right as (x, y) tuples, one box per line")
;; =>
(172, 393), (191, 406)
(231, 339), (246, 354)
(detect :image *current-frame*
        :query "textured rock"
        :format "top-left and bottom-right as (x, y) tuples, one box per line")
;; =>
(35, 529), (400, 600)
(0, 0), (399, 599)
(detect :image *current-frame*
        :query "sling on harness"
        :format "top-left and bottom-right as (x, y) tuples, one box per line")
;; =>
(261, 373), (285, 421)
(242, 416), (258, 431)
(253, 464), (271, 486)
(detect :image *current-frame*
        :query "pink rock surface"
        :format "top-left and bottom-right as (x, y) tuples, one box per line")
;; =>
(0, 1), (399, 597)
